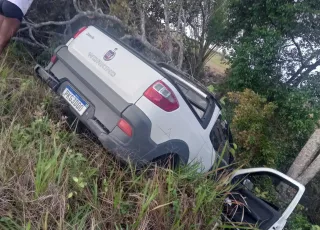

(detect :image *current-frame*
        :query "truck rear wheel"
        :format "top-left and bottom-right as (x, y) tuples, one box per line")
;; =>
(152, 154), (180, 169)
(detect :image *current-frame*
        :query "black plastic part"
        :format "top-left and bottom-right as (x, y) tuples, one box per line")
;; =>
(34, 64), (60, 90)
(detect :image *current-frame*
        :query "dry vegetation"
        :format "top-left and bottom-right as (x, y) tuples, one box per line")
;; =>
(0, 48), (240, 230)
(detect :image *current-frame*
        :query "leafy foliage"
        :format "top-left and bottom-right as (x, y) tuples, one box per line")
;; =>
(227, 28), (283, 95)
(225, 1), (320, 224)
(227, 0), (320, 90)
(228, 88), (319, 170)
(285, 205), (318, 230)
(228, 89), (278, 167)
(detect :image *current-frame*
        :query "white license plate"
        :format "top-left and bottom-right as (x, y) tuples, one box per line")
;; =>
(62, 86), (89, 116)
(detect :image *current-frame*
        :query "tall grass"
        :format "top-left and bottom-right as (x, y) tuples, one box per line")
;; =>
(0, 49), (244, 229)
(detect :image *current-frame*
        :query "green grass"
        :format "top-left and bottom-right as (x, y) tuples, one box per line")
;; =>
(206, 53), (229, 76)
(0, 48), (251, 230)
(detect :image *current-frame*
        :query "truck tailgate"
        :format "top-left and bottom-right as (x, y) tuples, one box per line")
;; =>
(68, 26), (163, 103)
(51, 46), (131, 132)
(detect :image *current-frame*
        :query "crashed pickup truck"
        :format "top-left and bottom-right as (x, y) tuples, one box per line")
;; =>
(34, 25), (305, 229)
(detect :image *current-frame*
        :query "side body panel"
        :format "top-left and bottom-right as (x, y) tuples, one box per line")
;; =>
(197, 106), (221, 170)
(135, 78), (209, 168)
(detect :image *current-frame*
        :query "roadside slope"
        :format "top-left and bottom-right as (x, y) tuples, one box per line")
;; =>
(0, 51), (234, 229)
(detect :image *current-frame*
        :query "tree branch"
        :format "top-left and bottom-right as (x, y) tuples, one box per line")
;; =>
(28, 27), (48, 48)
(290, 35), (304, 64)
(64, 1), (72, 39)
(21, 11), (125, 33)
(175, 0), (185, 69)
(287, 48), (320, 85)
(203, 44), (217, 63)
(121, 34), (168, 61)
(15, 0), (176, 66)
(12, 37), (44, 47)
(292, 59), (320, 87)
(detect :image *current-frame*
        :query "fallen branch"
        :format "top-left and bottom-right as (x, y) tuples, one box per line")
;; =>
(28, 26), (48, 49)
(14, 0), (169, 63)
(121, 34), (168, 61)
(12, 37), (44, 47)
(19, 11), (125, 33)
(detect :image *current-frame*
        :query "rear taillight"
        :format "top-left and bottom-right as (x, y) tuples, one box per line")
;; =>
(144, 80), (179, 112)
(73, 26), (87, 38)
(118, 118), (133, 137)
(50, 55), (57, 64)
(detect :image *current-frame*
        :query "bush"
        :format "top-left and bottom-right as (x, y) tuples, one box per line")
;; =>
(228, 88), (320, 170)
(228, 89), (278, 167)
(285, 205), (313, 230)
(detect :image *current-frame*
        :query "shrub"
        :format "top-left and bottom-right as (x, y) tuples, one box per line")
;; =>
(285, 205), (313, 230)
(228, 89), (278, 167)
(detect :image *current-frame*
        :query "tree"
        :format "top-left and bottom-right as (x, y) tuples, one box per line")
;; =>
(184, 0), (230, 77)
(225, 0), (320, 225)
(286, 129), (320, 186)
(225, 0), (320, 173)
(227, 0), (320, 93)
(14, 0), (230, 77)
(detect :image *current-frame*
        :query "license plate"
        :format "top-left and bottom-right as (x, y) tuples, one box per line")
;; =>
(62, 86), (89, 116)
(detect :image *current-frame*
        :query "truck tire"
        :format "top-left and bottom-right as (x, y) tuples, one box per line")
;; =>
(152, 153), (180, 169)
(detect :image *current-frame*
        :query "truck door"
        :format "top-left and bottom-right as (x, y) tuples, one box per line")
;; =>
(224, 168), (305, 230)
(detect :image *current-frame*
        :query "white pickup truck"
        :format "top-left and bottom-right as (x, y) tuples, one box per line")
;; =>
(34, 25), (305, 229)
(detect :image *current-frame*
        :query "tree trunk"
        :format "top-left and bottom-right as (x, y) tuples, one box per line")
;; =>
(296, 152), (320, 186)
(138, 0), (146, 40)
(286, 129), (320, 179)
(176, 3), (185, 69)
(163, 0), (173, 60)
(279, 129), (320, 194)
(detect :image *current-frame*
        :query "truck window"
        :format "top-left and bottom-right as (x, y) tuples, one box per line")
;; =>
(159, 64), (216, 129)
(210, 116), (228, 154)
(175, 82), (208, 118)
